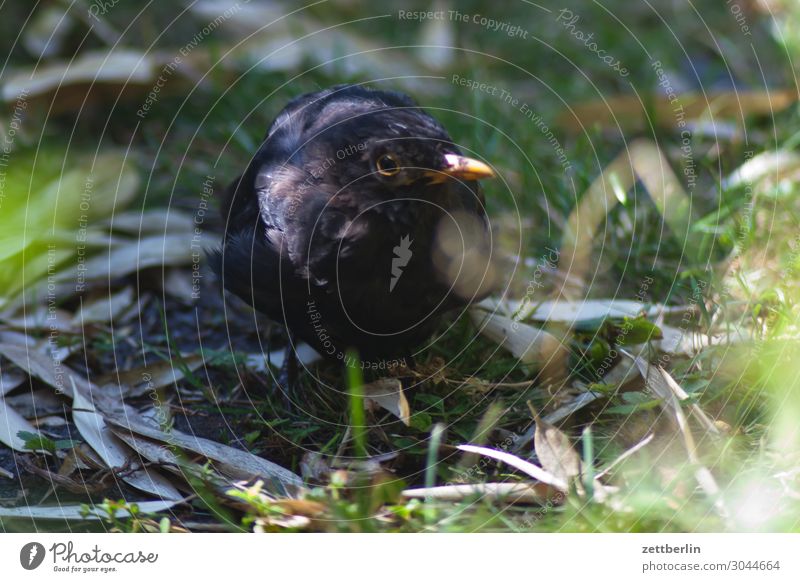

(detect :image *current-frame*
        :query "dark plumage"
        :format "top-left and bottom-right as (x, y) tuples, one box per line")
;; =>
(212, 84), (495, 382)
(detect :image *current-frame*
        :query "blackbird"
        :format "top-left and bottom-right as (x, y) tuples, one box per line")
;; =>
(212, 84), (495, 388)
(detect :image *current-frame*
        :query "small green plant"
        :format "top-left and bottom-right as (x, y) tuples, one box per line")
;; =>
(17, 431), (79, 455)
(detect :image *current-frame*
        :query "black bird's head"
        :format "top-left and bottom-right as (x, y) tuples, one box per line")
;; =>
(256, 85), (494, 213)
(304, 108), (494, 192)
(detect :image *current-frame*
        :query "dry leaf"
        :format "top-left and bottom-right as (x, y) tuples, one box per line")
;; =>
(1, 305), (76, 333)
(245, 342), (321, 373)
(416, 0), (455, 70)
(0, 331), (35, 346)
(628, 354), (720, 453)
(470, 309), (567, 367)
(628, 353), (694, 449)
(95, 354), (205, 397)
(111, 429), (229, 491)
(273, 498), (327, 517)
(0, 395), (44, 452)
(0, 499), (182, 521)
(658, 365), (720, 436)
(55, 234), (197, 284)
(545, 390), (602, 425)
(190, 1), (437, 94)
(655, 324), (749, 356)
(73, 287), (135, 325)
(514, 389), (603, 455)
(0, 372), (25, 396)
(2, 49), (156, 102)
(31, 416), (68, 428)
(478, 298), (689, 324)
(723, 150), (800, 191)
(103, 413), (303, 493)
(457, 444), (568, 491)
(161, 269), (196, 303)
(559, 90), (797, 132)
(110, 430), (183, 469)
(0, 341), (89, 397)
(2, 389), (64, 418)
(363, 378), (410, 426)
(402, 482), (553, 504)
(22, 5), (73, 59)
(532, 410), (582, 484)
(72, 388), (182, 501)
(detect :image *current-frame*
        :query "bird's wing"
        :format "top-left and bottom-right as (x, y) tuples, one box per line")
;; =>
(208, 225), (307, 322)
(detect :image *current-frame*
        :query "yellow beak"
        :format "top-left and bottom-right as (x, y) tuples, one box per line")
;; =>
(425, 154), (495, 183)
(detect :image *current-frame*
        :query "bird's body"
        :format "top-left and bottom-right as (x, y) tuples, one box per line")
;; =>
(214, 85), (494, 368)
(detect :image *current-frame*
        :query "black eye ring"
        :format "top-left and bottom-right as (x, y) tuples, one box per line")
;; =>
(376, 153), (401, 176)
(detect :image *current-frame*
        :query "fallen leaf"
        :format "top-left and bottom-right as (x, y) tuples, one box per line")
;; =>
(0, 341), (88, 397)
(111, 429), (229, 491)
(161, 269), (196, 303)
(273, 498), (327, 517)
(477, 297), (688, 324)
(558, 90), (797, 133)
(658, 365), (720, 436)
(457, 444), (568, 491)
(0, 305), (76, 333)
(2, 389), (64, 418)
(654, 324), (749, 356)
(0, 372), (25, 396)
(402, 482), (554, 504)
(95, 354), (205, 397)
(103, 412), (304, 494)
(2, 49), (157, 102)
(532, 408), (582, 485)
(245, 343), (321, 373)
(627, 352), (693, 449)
(363, 378), (410, 426)
(0, 499), (183, 521)
(416, 0), (455, 69)
(190, 1), (438, 94)
(513, 389), (603, 455)
(0, 395), (44, 452)
(55, 234), (197, 284)
(723, 149), (800, 191)
(544, 390), (603, 425)
(72, 287), (135, 325)
(72, 388), (182, 501)
(470, 309), (567, 367)
(22, 4), (74, 59)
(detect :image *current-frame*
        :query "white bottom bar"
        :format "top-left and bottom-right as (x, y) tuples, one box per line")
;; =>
(2, 533), (797, 581)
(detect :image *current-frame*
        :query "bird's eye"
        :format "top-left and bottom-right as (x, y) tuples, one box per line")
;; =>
(376, 153), (401, 176)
